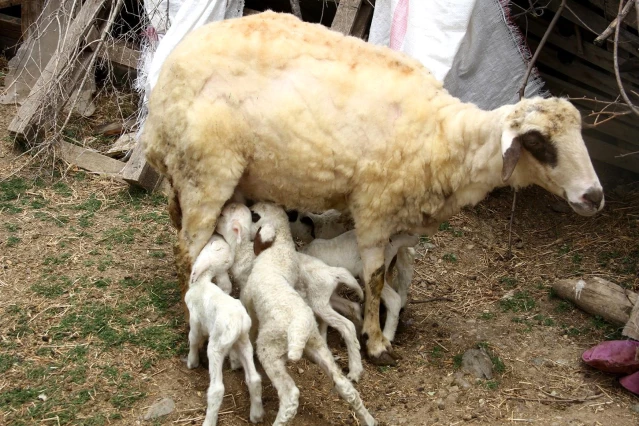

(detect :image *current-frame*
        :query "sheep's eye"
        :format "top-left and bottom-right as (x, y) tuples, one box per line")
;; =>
(251, 212), (261, 223)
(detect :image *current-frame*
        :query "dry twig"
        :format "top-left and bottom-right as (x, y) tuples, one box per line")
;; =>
(613, 0), (639, 117)
(594, 0), (635, 45)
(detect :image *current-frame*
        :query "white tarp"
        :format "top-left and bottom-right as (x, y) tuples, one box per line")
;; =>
(369, 0), (546, 109)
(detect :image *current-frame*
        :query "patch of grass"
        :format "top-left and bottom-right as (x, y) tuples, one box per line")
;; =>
(0, 203), (23, 214)
(572, 253), (583, 264)
(43, 253), (72, 266)
(438, 221), (451, 231)
(33, 211), (69, 227)
(149, 250), (166, 259)
(452, 229), (464, 237)
(53, 182), (72, 197)
(500, 291), (536, 312)
(31, 276), (74, 298)
(140, 212), (168, 224)
(0, 177), (30, 202)
(555, 300), (575, 313)
(29, 197), (48, 209)
(532, 314), (555, 326)
(6, 236), (21, 247)
(499, 276), (517, 288)
(0, 387), (40, 409)
(443, 253), (458, 263)
(477, 342), (506, 374)
(377, 366), (393, 373)
(110, 390), (146, 409)
(4, 222), (19, 232)
(97, 255), (114, 272)
(558, 243), (572, 255)
(0, 354), (17, 373)
(102, 228), (136, 244)
(74, 194), (102, 213)
(67, 366), (88, 384)
(484, 380), (499, 390)
(452, 353), (463, 369)
(119, 277), (142, 288)
(479, 312), (495, 320)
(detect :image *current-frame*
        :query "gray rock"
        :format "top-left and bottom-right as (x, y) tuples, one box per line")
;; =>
(461, 348), (493, 379)
(454, 372), (472, 390)
(632, 404), (639, 414)
(423, 242), (436, 250)
(531, 357), (547, 366)
(143, 397), (175, 421)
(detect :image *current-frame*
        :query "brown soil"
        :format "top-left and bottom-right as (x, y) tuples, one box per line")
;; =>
(1, 88), (638, 425)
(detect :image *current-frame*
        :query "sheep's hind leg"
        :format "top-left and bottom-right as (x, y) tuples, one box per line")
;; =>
(304, 334), (377, 426)
(257, 339), (299, 425)
(360, 246), (399, 366)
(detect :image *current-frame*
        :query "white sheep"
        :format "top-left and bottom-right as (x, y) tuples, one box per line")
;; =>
(185, 238), (264, 426)
(303, 230), (419, 343)
(296, 252), (364, 382)
(143, 11), (604, 365)
(241, 202), (377, 426)
(288, 209), (354, 244)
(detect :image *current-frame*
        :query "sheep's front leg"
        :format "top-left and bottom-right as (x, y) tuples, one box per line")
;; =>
(360, 246), (399, 366)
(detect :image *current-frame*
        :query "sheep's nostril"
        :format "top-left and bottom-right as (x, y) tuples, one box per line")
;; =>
(582, 187), (603, 209)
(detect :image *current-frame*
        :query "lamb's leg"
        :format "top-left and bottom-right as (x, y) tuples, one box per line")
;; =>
(304, 334), (377, 426)
(187, 322), (205, 369)
(330, 294), (362, 326)
(234, 334), (264, 423)
(215, 272), (233, 295)
(314, 303), (363, 382)
(360, 245), (398, 365)
(257, 342), (299, 426)
(318, 319), (328, 343)
(202, 343), (227, 426)
(381, 283), (402, 343)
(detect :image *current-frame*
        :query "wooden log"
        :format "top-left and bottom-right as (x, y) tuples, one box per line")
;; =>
(351, 0), (374, 40)
(57, 140), (126, 175)
(100, 41), (140, 70)
(0, 0), (22, 9)
(121, 143), (162, 191)
(552, 277), (638, 326)
(0, 13), (21, 40)
(21, 0), (44, 39)
(623, 301), (639, 340)
(7, 0), (108, 143)
(331, 0), (362, 36)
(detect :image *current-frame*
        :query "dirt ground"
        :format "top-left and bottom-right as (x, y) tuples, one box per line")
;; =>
(1, 91), (639, 425)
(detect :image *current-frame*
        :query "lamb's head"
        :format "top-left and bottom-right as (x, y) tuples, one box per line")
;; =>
(216, 202), (252, 246)
(501, 97), (603, 217)
(248, 202), (290, 238)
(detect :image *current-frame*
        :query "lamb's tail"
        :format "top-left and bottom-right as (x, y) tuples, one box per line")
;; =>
(335, 268), (364, 301)
(287, 313), (314, 361)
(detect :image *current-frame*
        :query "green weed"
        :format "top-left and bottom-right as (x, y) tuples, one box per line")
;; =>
(6, 236), (21, 247)
(443, 253), (458, 263)
(500, 291), (536, 312)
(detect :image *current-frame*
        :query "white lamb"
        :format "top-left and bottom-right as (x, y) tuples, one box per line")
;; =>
(303, 230), (419, 343)
(219, 202), (364, 381)
(185, 237), (264, 426)
(296, 252), (364, 382)
(143, 11), (604, 365)
(241, 202), (377, 426)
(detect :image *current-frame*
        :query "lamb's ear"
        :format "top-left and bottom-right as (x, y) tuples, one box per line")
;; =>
(501, 129), (522, 182)
(254, 225), (276, 256)
(231, 220), (242, 244)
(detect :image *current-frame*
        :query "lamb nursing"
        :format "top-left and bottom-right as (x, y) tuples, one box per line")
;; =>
(143, 10), (604, 367)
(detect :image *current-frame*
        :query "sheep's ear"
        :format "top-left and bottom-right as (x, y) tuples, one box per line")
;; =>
(501, 129), (522, 182)
(231, 220), (242, 244)
(254, 225), (276, 256)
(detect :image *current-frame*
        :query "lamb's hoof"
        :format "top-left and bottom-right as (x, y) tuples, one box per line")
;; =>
(368, 351), (398, 366)
(250, 406), (265, 423)
(347, 369), (363, 382)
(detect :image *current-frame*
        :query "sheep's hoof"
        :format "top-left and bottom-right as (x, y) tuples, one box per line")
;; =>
(368, 351), (398, 366)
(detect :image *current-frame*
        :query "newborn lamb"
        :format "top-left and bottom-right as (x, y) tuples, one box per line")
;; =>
(302, 230), (419, 342)
(185, 232), (264, 426)
(242, 202), (377, 426)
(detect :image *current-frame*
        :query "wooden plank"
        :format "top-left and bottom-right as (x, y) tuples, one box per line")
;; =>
(100, 41), (140, 70)
(331, 0), (362, 36)
(21, 0), (44, 38)
(529, 38), (639, 98)
(351, 0), (374, 40)
(121, 143), (162, 191)
(546, 0), (639, 59)
(0, 0), (22, 9)
(57, 140), (126, 175)
(0, 13), (20, 40)
(517, 15), (639, 87)
(8, 0), (108, 143)
(622, 300), (639, 340)
(587, 0), (638, 31)
(552, 277), (638, 326)
(583, 135), (639, 174)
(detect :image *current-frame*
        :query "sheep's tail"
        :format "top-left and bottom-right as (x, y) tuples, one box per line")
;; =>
(287, 313), (314, 361)
(335, 268), (364, 301)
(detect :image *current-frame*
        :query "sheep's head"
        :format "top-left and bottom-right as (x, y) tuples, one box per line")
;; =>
(248, 202), (289, 238)
(501, 97), (604, 217)
(216, 203), (252, 245)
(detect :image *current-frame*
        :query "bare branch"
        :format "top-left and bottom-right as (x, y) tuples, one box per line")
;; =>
(518, 0), (567, 99)
(594, 0), (634, 45)
(613, 0), (639, 117)
(290, 0), (303, 20)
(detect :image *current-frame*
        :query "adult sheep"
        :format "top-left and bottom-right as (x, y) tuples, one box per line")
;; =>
(142, 11), (604, 365)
